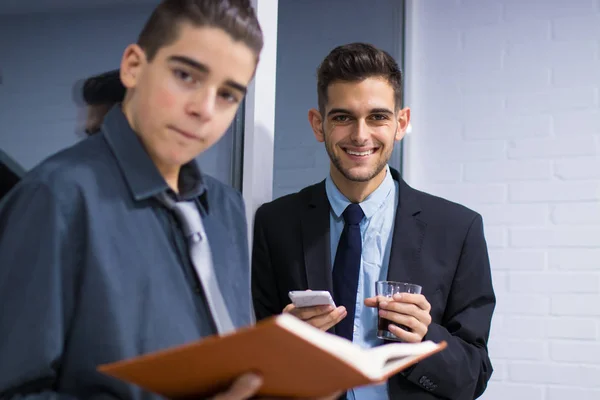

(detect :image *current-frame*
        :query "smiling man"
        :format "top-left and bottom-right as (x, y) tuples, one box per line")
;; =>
(0, 1), (275, 399)
(252, 43), (496, 399)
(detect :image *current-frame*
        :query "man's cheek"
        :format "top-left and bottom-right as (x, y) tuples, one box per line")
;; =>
(156, 87), (178, 109)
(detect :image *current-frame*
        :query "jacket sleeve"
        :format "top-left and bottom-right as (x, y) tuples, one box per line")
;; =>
(399, 214), (495, 399)
(251, 205), (283, 321)
(0, 181), (81, 399)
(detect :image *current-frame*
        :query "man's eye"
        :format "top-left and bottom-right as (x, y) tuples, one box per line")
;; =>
(219, 90), (240, 104)
(371, 114), (387, 121)
(174, 69), (195, 84)
(332, 115), (349, 122)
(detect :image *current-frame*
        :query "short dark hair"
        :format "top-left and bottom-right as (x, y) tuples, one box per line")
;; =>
(138, 0), (264, 62)
(316, 43), (403, 114)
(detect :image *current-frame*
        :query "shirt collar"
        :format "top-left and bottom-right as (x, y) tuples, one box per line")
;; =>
(101, 104), (206, 202)
(325, 164), (394, 220)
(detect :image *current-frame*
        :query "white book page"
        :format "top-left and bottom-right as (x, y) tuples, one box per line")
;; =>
(367, 341), (441, 378)
(277, 315), (442, 381)
(277, 314), (374, 373)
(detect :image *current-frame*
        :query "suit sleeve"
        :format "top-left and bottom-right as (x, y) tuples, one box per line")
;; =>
(400, 214), (495, 399)
(0, 181), (81, 399)
(251, 205), (282, 321)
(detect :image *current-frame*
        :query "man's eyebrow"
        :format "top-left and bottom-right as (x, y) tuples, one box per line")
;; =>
(224, 80), (247, 95)
(327, 108), (352, 116)
(326, 107), (394, 117)
(168, 55), (209, 73)
(168, 55), (247, 94)
(370, 108), (394, 115)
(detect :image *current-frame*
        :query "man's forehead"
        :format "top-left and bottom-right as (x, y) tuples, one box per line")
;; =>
(327, 77), (394, 94)
(325, 78), (395, 110)
(155, 26), (256, 85)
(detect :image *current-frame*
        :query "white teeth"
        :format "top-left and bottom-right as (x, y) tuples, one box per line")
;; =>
(346, 149), (374, 156)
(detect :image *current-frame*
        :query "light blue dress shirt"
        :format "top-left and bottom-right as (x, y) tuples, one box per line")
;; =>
(325, 165), (399, 400)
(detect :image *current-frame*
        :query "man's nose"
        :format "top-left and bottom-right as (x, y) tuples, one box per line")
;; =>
(186, 87), (217, 122)
(351, 119), (370, 143)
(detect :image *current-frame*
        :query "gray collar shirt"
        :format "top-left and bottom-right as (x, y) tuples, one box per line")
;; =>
(0, 105), (252, 399)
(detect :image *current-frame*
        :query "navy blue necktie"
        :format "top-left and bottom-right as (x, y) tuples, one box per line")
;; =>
(332, 203), (364, 342)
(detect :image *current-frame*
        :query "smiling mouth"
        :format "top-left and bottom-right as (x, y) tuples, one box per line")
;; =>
(343, 148), (377, 157)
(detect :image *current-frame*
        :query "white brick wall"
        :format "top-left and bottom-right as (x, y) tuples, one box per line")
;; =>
(406, 0), (600, 398)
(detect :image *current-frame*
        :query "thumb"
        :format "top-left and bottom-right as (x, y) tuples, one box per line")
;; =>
(283, 303), (296, 313)
(213, 373), (263, 400)
(364, 296), (378, 307)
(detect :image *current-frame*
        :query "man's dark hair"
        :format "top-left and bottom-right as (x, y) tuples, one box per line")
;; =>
(82, 69), (124, 106)
(138, 0), (264, 62)
(81, 0), (264, 130)
(316, 43), (403, 114)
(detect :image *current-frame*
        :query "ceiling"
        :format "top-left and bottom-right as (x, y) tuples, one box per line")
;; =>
(0, 0), (160, 15)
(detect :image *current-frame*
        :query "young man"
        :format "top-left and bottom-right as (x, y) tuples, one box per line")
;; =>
(0, 1), (338, 399)
(252, 43), (496, 399)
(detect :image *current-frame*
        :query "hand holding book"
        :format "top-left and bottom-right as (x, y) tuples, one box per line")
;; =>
(211, 373), (340, 400)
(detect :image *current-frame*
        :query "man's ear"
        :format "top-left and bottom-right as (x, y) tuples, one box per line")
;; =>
(308, 108), (325, 143)
(120, 44), (146, 89)
(395, 107), (411, 141)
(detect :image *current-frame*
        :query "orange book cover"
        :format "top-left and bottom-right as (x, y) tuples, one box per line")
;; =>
(98, 314), (447, 398)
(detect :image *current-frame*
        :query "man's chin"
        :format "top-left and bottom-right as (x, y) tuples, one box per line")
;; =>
(159, 152), (198, 169)
(339, 160), (392, 182)
(339, 168), (379, 183)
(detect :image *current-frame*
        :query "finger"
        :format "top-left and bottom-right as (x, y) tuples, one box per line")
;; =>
(212, 373), (263, 400)
(379, 301), (426, 322)
(261, 392), (343, 400)
(283, 303), (295, 313)
(380, 303), (432, 328)
(378, 309), (428, 339)
(364, 297), (378, 307)
(379, 301), (427, 317)
(291, 305), (334, 321)
(388, 323), (423, 343)
(392, 293), (431, 312)
(367, 295), (391, 307)
(307, 307), (347, 331)
(318, 391), (343, 400)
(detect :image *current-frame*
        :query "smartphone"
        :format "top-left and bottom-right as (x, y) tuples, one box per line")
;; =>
(288, 290), (336, 308)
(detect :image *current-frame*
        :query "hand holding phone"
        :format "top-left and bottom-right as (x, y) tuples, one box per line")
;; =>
(284, 290), (346, 332)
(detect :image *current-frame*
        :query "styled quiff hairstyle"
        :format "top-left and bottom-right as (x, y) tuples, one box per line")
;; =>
(316, 43), (403, 114)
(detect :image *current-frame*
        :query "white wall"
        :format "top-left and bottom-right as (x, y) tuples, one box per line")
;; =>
(243, 0), (278, 244)
(406, 0), (600, 399)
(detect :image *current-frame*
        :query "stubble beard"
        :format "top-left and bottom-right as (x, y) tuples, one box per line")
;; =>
(324, 138), (391, 183)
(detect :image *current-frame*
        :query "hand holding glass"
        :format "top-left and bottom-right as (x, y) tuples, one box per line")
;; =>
(376, 281), (422, 341)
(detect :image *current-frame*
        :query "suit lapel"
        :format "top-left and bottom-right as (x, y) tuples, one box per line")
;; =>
(301, 182), (334, 292)
(386, 170), (427, 284)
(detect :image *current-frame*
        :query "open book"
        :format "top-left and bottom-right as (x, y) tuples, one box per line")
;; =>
(98, 314), (447, 398)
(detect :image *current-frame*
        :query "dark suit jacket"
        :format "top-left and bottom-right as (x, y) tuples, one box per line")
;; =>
(252, 169), (495, 400)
